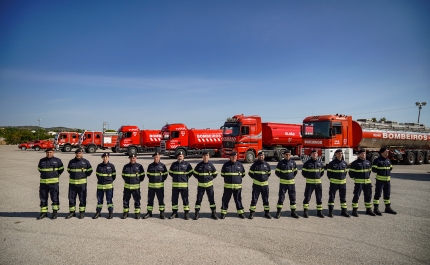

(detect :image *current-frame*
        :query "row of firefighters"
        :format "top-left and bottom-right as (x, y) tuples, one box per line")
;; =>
(36, 147), (397, 220)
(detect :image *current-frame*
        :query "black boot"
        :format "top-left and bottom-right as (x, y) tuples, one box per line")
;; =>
(51, 210), (58, 219)
(248, 211), (255, 219)
(264, 210), (273, 219)
(169, 210), (178, 219)
(374, 204), (382, 216)
(193, 210), (200, 220)
(184, 211), (189, 220)
(108, 211), (113, 219)
(37, 212), (47, 220)
(220, 213), (226, 219)
(341, 208), (350, 217)
(238, 213), (245, 219)
(65, 211), (75, 219)
(79, 211), (85, 219)
(211, 209), (219, 220)
(275, 208), (281, 219)
(121, 212), (128, 219)
(328, 206), (334, 218)
(384, 205), (397, 215)
(290, 209), (299, 219)
(317, 210), (325, 218)
(135, 213), (141, 219)
(303, 209), (309, 218)
(352, 208), (359, 217)
(143, 211), (152, 219)
(93, 212), (101, 219)
(366, 208), (376, 216)
(159, 211), (165, 219)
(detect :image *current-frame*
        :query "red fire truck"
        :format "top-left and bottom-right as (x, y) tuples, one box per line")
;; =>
(221, 114), (303, 162)
(54, 132), (80, 152)
(116, 125), (161, 156)
(78, 131), (119, 153)
(160, 123), (222, 158)
(301, 114), (430, 165)
(18, 140), (54, 151)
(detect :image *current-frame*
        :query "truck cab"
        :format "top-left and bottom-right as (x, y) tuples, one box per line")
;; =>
(117, 125), (140, 153)
(222, 115), (262, 162)
(160, 123), (189, 157)
(302, 114), (355, 164)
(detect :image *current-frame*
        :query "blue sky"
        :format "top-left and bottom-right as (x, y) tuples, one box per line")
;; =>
(1, 1), (429, 131)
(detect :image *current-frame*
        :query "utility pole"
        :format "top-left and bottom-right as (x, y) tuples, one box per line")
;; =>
(415, 102), (427, 124)
(38, 119), (41, 140)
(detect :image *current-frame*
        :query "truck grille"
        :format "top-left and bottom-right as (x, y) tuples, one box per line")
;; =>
(222, 141), (235, 148)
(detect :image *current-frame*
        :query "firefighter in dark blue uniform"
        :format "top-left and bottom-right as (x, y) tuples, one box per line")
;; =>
(372, 147), (397, 215)
(220, 152), (246, 219)
(143, 152), (168, 219)
(327, 149), (350, 217)
(275, 150), (299, 219)
(302, 150), (325, 218)
(37, 148), (64, 220)
(66, 148), (93, 219)
(122, 154), (145, 219)
(168, 151), (193, 220)
(349, 149), (375, 217)
(193, 151), (219, 220)
(93, 152), (116, 219)
(248, 151), (272, 219)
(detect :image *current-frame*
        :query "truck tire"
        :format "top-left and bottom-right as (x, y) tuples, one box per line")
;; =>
(21, 146), (27, 151)
(275, 150), (284, 162)
(369, 152), (379, 164)
(415, 151), (424, 165)
(128, 147), (137, 156)
(245, 150), (255, 163)
(175, 149), (186, 158)
(403, 151), (415, 165)
(87, 145), (96, 153)
(34, 146), (40, 151)
(111, 147), (118, 153)
(63, 145), (72, 152)
(424, 151), (430, 164)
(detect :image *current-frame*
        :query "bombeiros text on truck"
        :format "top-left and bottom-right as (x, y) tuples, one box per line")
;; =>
(301, 114), (430, 165)
(160, 123), (222, 158)
(222, 114), (303, 163)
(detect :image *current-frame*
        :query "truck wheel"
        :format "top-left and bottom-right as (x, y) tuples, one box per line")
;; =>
(21, 146), (27, 151)
(128, 147), (137, 156)
(175, 149), (186, 158)
(245, 150), (255, 163)
(415, 151), (424, 165)
(34, 146), (40, 151)
(63, 145), (72, 152)
(424, 151), (430, 164)
(111, 147), (118, 153)
(403, 151), (415, 165)
(369, 152), (379, 164)
(87, 145), (96, 153)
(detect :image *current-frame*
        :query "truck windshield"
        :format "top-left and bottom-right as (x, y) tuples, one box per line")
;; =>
(223, 125), (240, 136)
(302, 121), (331, 138)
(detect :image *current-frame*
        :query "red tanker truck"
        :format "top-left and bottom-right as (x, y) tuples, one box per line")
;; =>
(160, 123), (222, 158)
(301, 114), (430, 165)
(78, 131), (119, 153)
(116, 125), (161, 156)
(54, 132), (80, 152)
(222, 114), (303, 163)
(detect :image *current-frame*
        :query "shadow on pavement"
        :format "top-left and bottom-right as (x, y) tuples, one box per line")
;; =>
(390, 172), (430, 181)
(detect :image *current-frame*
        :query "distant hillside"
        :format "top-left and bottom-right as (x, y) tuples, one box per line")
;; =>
(0, 126), (83, 132)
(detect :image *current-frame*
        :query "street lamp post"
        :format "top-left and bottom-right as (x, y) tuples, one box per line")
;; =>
(415, 102), (427, 124)
(38, 119), (41, 140)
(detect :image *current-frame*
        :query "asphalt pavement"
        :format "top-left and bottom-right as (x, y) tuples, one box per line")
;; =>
(0, 145), (429, 264)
